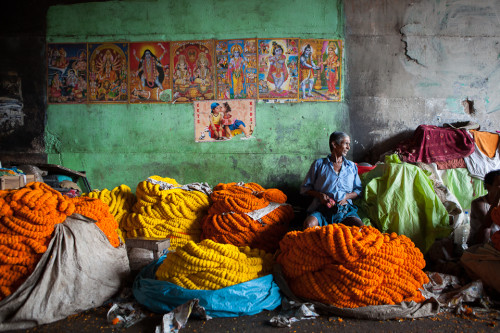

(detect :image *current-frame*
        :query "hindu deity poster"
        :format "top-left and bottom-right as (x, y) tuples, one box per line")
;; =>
(129, 42), (171, 103)
(47, 43), (88, 104)
(257, 38), (299, 101)
(171, 40), (215, 103)
(194, 99), (255, 142)
(88, 42), (128, 103)
(215, 39), (258, 100)
(298, 39), (342, 102)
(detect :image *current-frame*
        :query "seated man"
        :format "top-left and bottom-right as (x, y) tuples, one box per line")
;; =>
(469, 169), (500, 246)
(301, 131), (363, 229)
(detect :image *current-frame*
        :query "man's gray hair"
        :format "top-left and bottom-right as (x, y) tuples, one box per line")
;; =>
(329, 131), (349, 151)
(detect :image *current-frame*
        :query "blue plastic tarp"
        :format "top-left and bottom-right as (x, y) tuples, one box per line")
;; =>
(132, 255), (282, 318)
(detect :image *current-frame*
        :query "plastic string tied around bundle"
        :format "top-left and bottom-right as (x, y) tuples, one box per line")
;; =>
(276, 224), (429, 308)
(200, 182), (294, 253)
(120, 176), (212, 250)
(155, 239), (273, 290)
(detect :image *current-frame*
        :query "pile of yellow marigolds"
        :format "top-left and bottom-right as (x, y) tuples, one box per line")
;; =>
(277, 224), (429, 308)
(201, 182), (293, 253)
(156, 239), (273, 290)
(117, 176), (211, 249)
(0, 182), (120, 301)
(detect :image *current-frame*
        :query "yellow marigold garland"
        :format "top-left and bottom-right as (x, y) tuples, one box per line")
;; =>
(200, 182), (293, 253)
(155, 239), (273, 290)
(0, 182), (75, 300)
(83, 184), (136, 226)
(120, 176), (211, 250)
(276, 224), (429, 308)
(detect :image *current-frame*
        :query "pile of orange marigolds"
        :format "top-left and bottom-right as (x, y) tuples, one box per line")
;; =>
(277, 223), (429, 308)
(201, 182), (294, 253)
(0, 182), (120, 301)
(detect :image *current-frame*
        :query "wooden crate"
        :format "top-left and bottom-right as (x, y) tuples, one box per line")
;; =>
(125, 237), (170, 260)
(0, 174), (36, 190)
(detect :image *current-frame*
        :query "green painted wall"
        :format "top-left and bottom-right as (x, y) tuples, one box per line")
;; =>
(46, 0), (348, 195)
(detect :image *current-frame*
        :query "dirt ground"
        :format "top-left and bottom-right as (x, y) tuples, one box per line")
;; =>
(3, 303), (500, 333)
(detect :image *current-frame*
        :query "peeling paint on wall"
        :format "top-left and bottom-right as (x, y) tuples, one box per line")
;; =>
(401, 0), (500, 115)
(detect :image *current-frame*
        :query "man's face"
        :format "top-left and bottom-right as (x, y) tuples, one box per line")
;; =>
(333, 137), (351, 156)
(487, 175), (500, 195)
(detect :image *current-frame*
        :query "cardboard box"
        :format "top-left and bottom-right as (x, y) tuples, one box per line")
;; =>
(0, 174), (36, 190)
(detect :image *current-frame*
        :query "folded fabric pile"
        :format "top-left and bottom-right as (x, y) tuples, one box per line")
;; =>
(277, 224), (428, 308)
(0, 182), (121, 300)
(201, 182), (293, 253)
(155, 239), (273, 290)
(396, 124), (475, 165)
(120, 176), (211, 249)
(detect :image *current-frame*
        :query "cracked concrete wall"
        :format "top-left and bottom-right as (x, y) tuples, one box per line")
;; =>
(345, 0), (500, 163)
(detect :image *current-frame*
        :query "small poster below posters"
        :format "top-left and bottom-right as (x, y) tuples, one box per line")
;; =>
(215, 39), (258, 100)
(257, 38), (299, 101)
(194, 99), (255, 142)
(129, 42), (171, 103)
(298, 39), (342, 102)
(88, 42), (129, 103)
(47, 43), (88, 104)
(171, 40), (215, 103)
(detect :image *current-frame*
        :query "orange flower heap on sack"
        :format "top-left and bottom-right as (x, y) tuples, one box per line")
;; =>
(277, 224), (429, 308)
(200, 182), (293, 253)
(70, 196), (121, 248)
(0, 182), (76, 300)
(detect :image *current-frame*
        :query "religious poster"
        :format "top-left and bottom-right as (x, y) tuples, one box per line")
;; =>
(215, 39), (258, 100)
(194, 99), (255, 142)
(257, 38), (299, 101)
(47, 43), (88, 104)
(129, 42), (171, 103)
(298, 39), (342, 102)
(88, 42), (128, 103)
(171, 40), (215, 103)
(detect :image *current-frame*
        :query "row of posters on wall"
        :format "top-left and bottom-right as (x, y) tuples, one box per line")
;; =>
(47, 38), (343, 104)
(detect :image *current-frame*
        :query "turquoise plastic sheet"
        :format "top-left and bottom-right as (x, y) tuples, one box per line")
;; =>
(132, 255), (281, 318)
(359, 155), (452, 253)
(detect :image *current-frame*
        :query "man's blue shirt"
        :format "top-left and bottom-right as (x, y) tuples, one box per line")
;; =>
(300, 155), (362, 212)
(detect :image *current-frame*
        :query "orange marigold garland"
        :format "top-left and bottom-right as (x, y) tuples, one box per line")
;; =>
(276, 224), (429, 308)
(200, 182), (293, 253)
(70, 196), (121, 248)
(0, 182), (75, 300)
